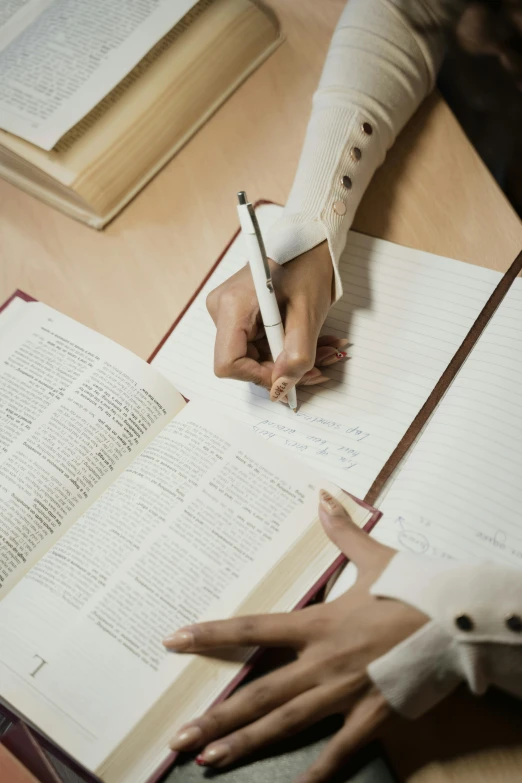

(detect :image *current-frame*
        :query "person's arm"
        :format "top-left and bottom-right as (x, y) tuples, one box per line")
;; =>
(265, 0), (452, 300)
(207, 0), (454, 400)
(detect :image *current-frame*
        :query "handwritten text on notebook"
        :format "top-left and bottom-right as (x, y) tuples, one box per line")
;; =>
(152, 204), (502, 497)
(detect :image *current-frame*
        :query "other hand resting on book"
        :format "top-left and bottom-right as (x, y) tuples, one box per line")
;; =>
(163, 492), (426, 781)
(205, 242), (348, 403)
(164, 493), (522, 781)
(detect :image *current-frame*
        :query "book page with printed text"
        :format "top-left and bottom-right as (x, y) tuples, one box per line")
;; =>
(0, 401), (369, 781)
(0, 298), (184, 594)
(0, 0), (196, 148)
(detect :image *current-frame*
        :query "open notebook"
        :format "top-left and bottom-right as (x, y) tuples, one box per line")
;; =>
(330, 271), (522, 596)
(375, 276), (522, 564)
(152, 202), (522, 597)
(151, 203), (509, 499)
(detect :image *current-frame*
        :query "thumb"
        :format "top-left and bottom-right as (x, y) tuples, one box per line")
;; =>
(318, 490), (389, 572)
(269, 301), (328, 402)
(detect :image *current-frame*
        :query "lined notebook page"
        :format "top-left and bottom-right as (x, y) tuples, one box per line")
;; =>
(152, 204), (502, 497)
(369, 278), (522, 566)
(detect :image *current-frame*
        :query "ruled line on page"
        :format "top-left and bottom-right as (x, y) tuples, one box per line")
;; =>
(152, 204), (503, 498)
(375, 281), (522, 566)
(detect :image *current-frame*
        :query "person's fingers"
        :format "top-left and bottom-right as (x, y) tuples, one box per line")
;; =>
(261, 336), (347, 366)
(194, 684), (349, 768)
(321, 352), (349, 368)
(300, 367), (330, 386)
(315, 345), (349, 367)
(315, 346), (337, 364)
(293, 690), (390, 783)
(252, 335), (271, 362)
(269, 301), (326, 402)
(169, 660), (317, 752)
(317, 335), (350, 348)
(301, 374), (330, 387)
(277, 368), (330, 407)
(318, 491), (394, 571)
(163, 611), (307, 653)
(246, 342), (261, 361)
(260, 336), (350, 372)
(213, 308), (273, 388)
(215, 351), (329, 395)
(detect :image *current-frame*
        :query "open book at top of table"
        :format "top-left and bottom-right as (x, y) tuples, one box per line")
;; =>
(0, 0), (281, 227)
(1, 202), (521, 783)
(0, 291), (378, 783)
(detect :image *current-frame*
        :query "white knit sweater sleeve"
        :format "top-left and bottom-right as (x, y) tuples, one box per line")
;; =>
(278, 0), (522, 718)
(367, 552), (522, 718)
(264, 0), (451, 300)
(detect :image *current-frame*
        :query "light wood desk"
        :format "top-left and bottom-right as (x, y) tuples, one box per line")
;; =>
(1, 1), (522, 782)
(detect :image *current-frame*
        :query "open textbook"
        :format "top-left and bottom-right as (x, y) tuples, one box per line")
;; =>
(0, 0), (281, 225)
(0, 295), (378, 783)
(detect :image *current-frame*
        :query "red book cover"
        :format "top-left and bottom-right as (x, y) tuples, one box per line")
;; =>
(0, 743), (42, 783)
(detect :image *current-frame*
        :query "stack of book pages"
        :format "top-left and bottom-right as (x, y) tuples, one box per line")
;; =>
(0, 0), (282, 227)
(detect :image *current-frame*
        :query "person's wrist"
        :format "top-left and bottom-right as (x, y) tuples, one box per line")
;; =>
(313, 241), (335, 303)
(269, 241), (333, 299)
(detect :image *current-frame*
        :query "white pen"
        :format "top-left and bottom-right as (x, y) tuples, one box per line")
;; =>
(237, 191), (298, 412)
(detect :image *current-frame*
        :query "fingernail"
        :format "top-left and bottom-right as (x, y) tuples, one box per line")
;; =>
(197, 744), (231, 766)
(320, 353), (348, 367)
(270, 377), (294, 402)
(319, 489), (345, 516)
(337, 338), (350, 347)
(335, 351), (348, 359)
(170, 725), (203, 751)
(162, 630), (194, 650)
(302, 375), (329, 386)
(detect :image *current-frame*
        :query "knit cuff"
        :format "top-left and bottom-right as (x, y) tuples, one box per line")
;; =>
(368, 620), (463, 719)
(264, 102), (385, 302)
(366, 551), (522, 717)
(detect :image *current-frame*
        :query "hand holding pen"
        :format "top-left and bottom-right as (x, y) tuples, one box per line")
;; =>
(205, 194), (349, 407)
(237, 191), (300, 410)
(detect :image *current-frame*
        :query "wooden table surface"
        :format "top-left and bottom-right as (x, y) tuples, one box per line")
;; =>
(1, 1), (522, 781)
